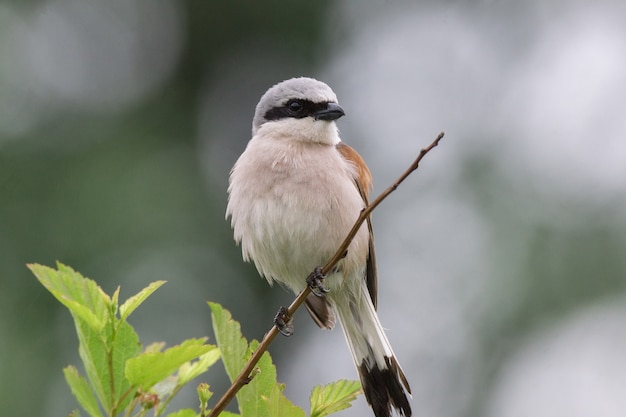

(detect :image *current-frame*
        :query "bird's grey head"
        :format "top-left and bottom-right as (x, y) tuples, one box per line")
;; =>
(252, 77), (345, 137)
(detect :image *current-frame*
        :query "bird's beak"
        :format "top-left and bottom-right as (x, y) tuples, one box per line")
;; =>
(314, 103), (345, 121)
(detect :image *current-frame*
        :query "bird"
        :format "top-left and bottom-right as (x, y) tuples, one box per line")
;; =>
(226, 77), (411, 417)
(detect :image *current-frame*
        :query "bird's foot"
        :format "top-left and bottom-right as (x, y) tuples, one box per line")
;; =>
(274, 306), (294, 337)
(306, 266), (330, 297)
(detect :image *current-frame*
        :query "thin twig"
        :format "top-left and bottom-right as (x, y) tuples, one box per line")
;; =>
(208, 131), (445, 417)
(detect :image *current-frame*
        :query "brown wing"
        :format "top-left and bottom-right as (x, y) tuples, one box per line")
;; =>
(336, 142), (378, 310)
(305, 295), (336, 329)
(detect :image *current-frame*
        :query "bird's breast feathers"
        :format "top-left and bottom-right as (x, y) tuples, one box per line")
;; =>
(227, 135), (369, 292)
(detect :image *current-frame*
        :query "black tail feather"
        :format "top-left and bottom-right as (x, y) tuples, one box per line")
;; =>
(359, 356), (412, 417)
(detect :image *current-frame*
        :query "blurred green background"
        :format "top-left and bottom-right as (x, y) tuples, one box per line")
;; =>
(2, 1), (626, 416)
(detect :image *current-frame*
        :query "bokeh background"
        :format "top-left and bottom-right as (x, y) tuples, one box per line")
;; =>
(2, 0), (626, 416)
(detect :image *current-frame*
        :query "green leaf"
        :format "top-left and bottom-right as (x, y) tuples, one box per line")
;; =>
(208, 302), (248, 383)
(144, 341), (166, 353)
(262, 383), (305, 417)
(125, 338), (215, 390)
(177, 348), (220, 386)
(209, 302), (278, 417)
(63, 366), (103, 417)
(75, 319), (109, 410)
(119, 280), (166, 320)
(110, 286), (120, 318)
(29, 262), (108, 332)
(237, 340), (277, 417)
(31, 263), (145, 412)
(74, 318), (141, 413)
(310, 380), (363, 417)
(110, 320), (143, 410)
(166, 409), (198, 417)
(30, 262), (117, 412)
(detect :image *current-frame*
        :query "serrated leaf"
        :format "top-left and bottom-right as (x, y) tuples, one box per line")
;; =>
(29, 263), (108, 332)
(310, 380), (363, 417)
(63, 366), (103, 417)
(110, 320), (143, 410)
(262, 383), (306, 417)
(119, 281), (166, 320)
(177, 348), (220, 386)
(144, 341), (166, 354)
(236, 340), (275, 417)
(209, 302), (277, 417)
(125, 338), (214, 390)
(76, 320), (109, 410)
(75, 318), (142, 413)
(208, 302), (248, 383)
(30, 262), (145, 412)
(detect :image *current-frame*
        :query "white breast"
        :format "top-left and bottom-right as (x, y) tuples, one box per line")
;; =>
(226, 132), (369, 294)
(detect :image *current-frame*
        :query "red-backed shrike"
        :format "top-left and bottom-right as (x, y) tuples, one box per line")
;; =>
(226, 77), (411, 417)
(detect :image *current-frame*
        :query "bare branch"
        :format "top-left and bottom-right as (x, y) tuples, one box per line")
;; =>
(208, 131), (445, 417)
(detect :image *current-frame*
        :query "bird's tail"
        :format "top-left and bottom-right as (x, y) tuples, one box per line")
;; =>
(334, 282), (412, 417)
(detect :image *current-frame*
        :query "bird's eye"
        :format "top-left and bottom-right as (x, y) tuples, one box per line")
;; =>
(287, 99), (304, 115)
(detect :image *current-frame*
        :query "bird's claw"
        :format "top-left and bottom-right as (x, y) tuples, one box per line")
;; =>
(274, 306), (294, 337)
(306, 266), (330, 297)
